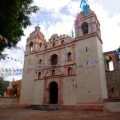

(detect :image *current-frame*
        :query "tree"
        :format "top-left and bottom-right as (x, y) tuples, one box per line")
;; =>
(14, 86), (18, 96)
(0, 0), (39, 52)
(0, 77), (9, 96)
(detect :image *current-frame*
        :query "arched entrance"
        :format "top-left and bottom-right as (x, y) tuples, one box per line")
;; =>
(49, 82), (58, 104)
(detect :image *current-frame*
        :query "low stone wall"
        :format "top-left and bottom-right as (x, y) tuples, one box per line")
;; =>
(0, 97), (20, 105)
(104, 99), (120, 112)
(104, 102), (120, 112)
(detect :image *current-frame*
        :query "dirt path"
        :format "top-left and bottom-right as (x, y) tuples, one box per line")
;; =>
(0, 105), (120, 120)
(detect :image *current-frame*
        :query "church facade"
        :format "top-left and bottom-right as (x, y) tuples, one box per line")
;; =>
(20, 9), (120, 110)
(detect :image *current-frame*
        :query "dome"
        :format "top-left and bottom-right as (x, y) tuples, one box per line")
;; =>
(27, 26), (45, 41)
(7, 82), (13, 90)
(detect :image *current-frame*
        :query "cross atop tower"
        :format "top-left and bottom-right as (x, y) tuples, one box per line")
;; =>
(37, 19), (40, 26)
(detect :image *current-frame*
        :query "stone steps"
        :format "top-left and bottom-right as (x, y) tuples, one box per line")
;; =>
(25, 104), (63, 111)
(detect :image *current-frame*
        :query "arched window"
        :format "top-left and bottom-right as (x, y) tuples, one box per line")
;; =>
(68, 52), (72, 61)
(106, 56), (114, 71)
(108, 61), (114, 71)
(51, 54), (58, 66)
(40, 42), (42, 47)
(29, 41), (33, 52)
(45, 45), (47, 49)
(53, 43), (55, 47)
(38, 72), (41, 79)
(61, 40), (64, 45)
(52, 70), (55, 76)
(82, 22), (88, 34)
(39, 59), (42, 64)
(68, 67), (72, 75)
(53, 38), (55, 41)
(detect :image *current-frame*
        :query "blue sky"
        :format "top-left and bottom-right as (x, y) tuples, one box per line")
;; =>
(1, 0), (120, 81)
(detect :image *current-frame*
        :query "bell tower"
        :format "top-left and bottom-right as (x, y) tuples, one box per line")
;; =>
(75, 8), (108, 103)
(26, 26), (46, 53)
(75, 8), (101, 40)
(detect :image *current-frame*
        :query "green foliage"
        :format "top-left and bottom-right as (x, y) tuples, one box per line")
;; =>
(14, 86), (18, 96)
(0, 0), (39, 52)
(0, 77), (9, 96)
(115, 47), (120, 62)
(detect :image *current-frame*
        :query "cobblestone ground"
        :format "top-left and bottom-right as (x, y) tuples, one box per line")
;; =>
(0, 105), (120, 120)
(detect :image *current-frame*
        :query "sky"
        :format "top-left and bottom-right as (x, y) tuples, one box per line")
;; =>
(1, 0), (120, 81)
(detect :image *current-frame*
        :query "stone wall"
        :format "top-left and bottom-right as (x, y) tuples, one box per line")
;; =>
(104, 98), (120, 112)
(104, 50), (120, 98)
(104, 102), (120, 112)
(106, 70), (120, 98)
(0, 97), (20, 105)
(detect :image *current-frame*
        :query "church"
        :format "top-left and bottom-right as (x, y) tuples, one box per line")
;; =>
(20, 8), (120, 111)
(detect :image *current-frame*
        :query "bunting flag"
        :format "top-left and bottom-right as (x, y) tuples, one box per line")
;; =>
(74, 21), (78, 30)
(109, 54), (114, 59)
(0, 68), (23, 76)
(94, 60), (98, 64)
(116, 51), (120, 55)
(105, 55), (110, 60)
(0, 34), (25, 54)
(80, 0), (89, 15)
(86, 63), (88, 67)
(23, 57), (104, 73)
(63, 49), (69, 55)
(101, 58), (104, 62)
(71, 30), (74, 38)
(76, 13), (82, 23)
(3, 37), (8, 45)
(104, 53), (115, 61)
(65, 46), (70, 51)
(1, 55), (23, 64)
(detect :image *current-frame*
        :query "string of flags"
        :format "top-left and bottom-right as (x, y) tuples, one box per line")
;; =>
(105, 52), (120, 60)
(0, 34), (27, 57)
(23, 57), (105, 74)
(2, 53), (118, 76)
(0, 68), (23, 77)
(0, 55), (23, 64)
(24, 51), (120, 74)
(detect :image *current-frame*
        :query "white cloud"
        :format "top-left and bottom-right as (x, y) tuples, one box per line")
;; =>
(4, 76), (22, 82)
(90, 3), (120, 51)
(34, 0), (70, 13)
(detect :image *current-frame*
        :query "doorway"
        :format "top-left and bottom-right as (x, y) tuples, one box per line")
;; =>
(49, 82), (58, 104)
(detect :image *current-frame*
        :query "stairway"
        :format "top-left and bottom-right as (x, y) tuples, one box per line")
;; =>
(25, 104), (63, 111)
